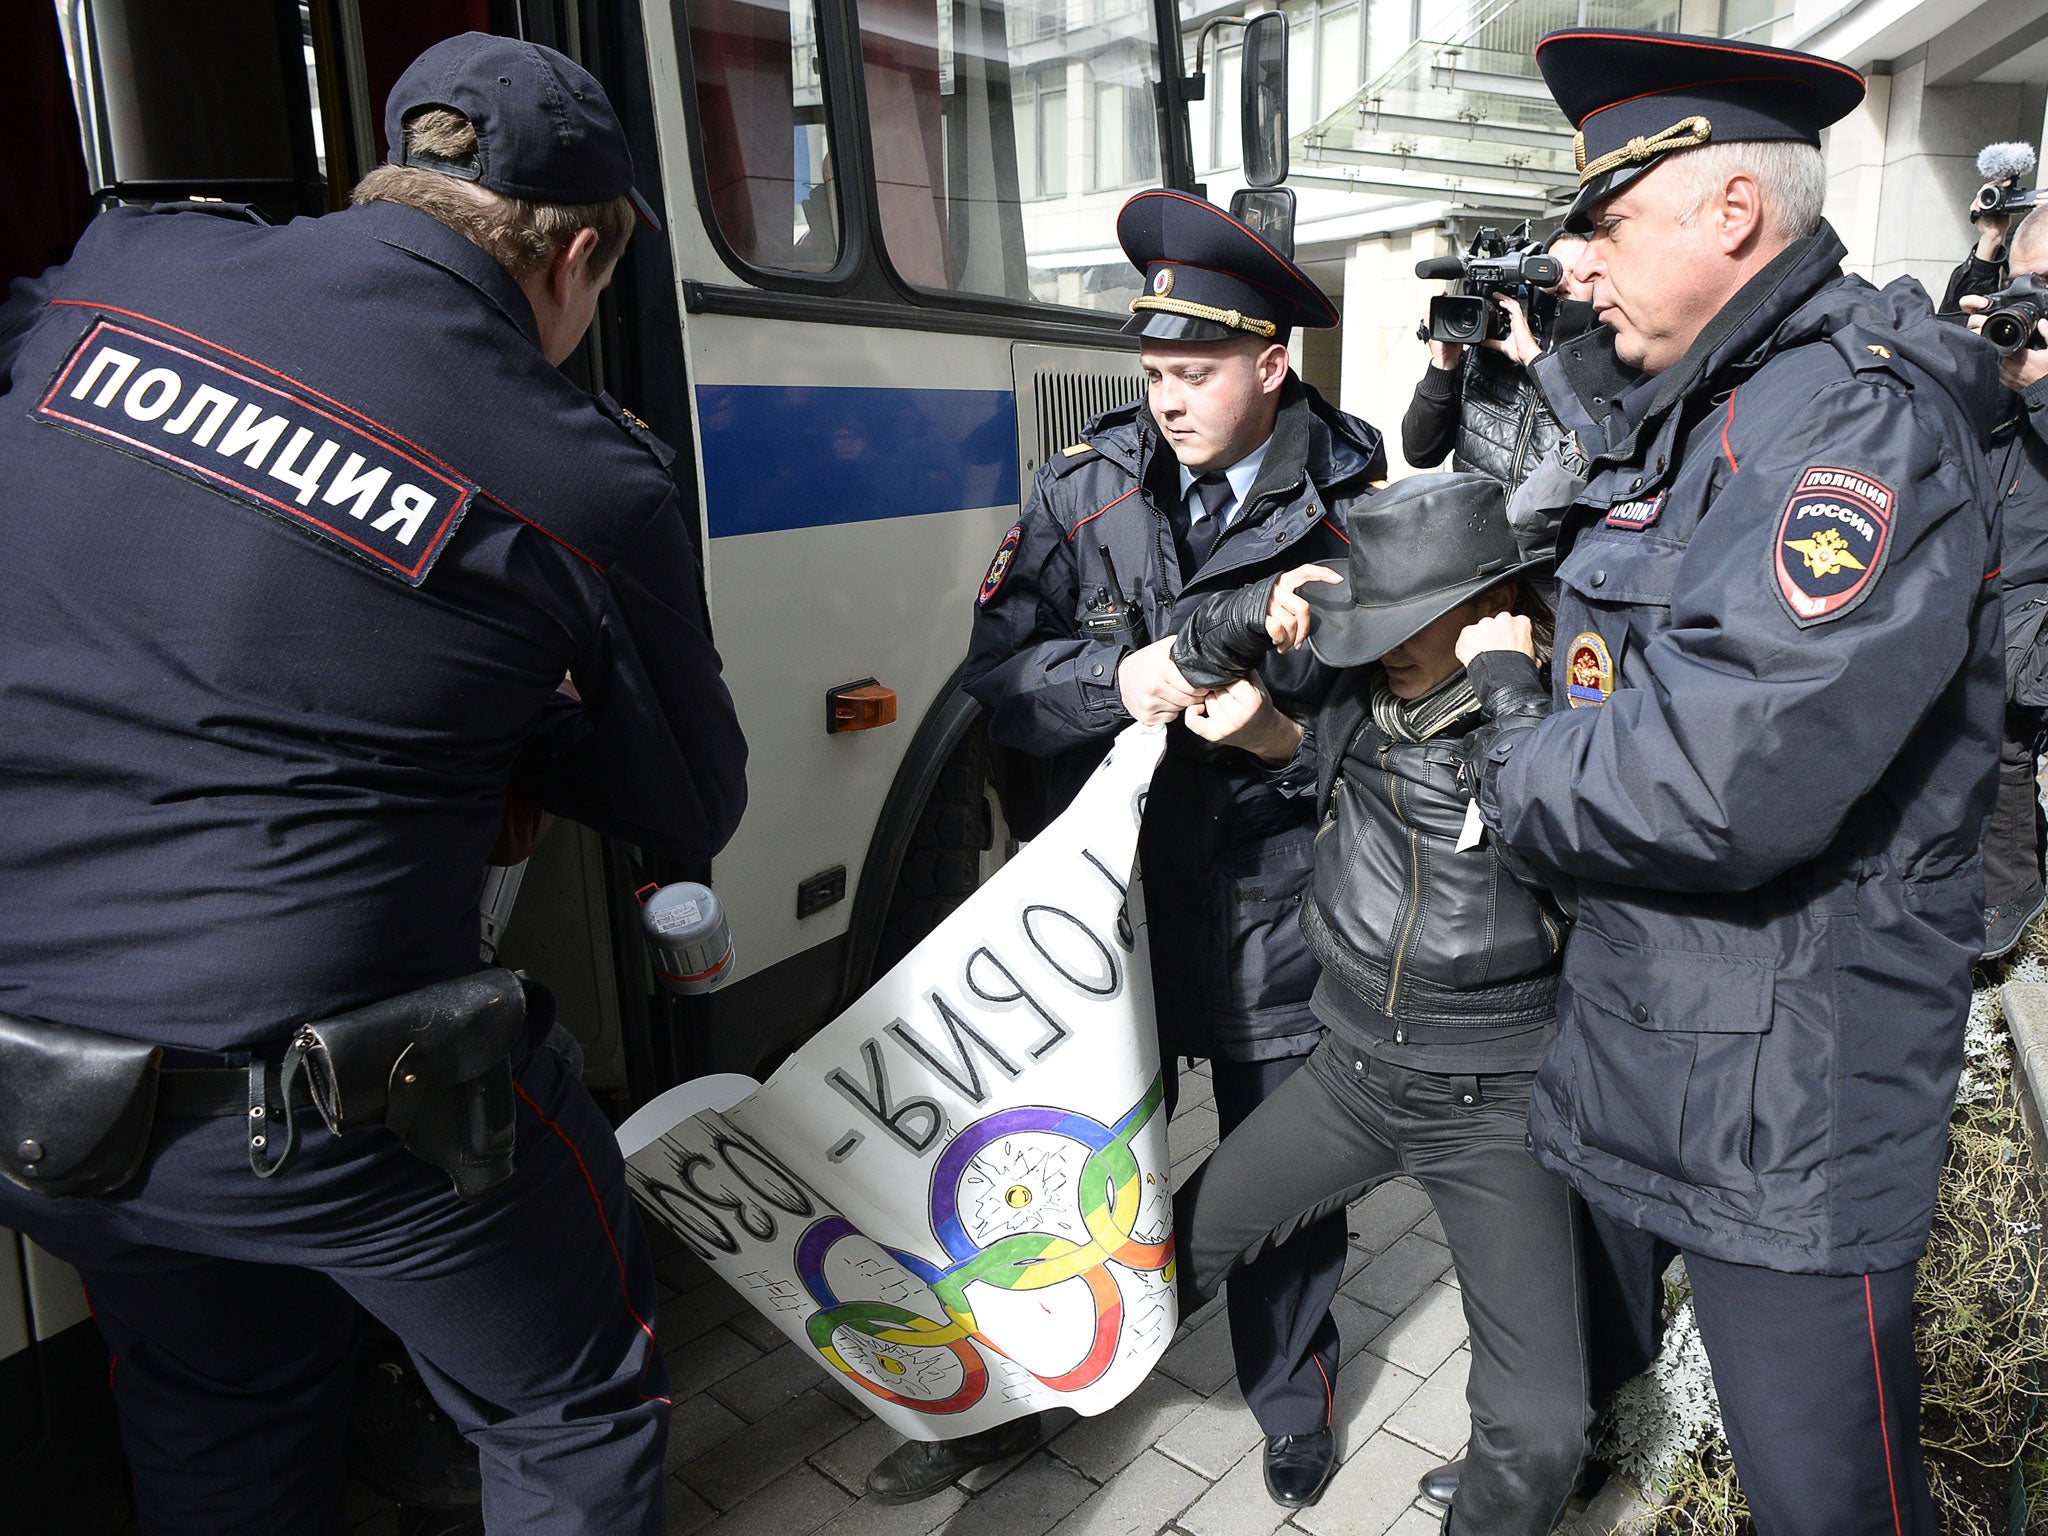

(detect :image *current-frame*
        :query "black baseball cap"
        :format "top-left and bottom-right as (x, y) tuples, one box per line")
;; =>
(1536, 30), (1864, 233)
(1117, 189), (1337, 343)
(384, 32), (661, 230)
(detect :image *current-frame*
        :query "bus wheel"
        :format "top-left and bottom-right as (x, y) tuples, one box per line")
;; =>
(875, 723), (1004, 974)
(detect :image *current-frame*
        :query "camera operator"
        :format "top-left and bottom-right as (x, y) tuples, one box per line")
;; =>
(1961, 205), (2048, 956)
(1941, 142), (2037, 313)
(1402, 233), (1592, 496)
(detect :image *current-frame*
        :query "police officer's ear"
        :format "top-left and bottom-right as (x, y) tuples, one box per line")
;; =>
(1255, 341), (1291, 396)
(523, 227), (613, 365)
(1699, 168), (1767, 256)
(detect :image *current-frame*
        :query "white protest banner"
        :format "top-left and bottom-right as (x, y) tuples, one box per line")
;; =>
(618, 723), (1172, 1440)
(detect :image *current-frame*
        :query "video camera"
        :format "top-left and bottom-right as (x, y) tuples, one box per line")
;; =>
(1416, 223), (1564, 347)
(1971, 142), (2040, 224)
(1980, 274), (2048, 356)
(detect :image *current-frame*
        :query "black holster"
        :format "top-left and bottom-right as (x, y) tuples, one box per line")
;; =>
(0, 1013), (162, 1198)
(261, 969), (530, 1202)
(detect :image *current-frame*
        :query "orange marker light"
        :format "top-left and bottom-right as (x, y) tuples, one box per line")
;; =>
(827, 680), (898, 733)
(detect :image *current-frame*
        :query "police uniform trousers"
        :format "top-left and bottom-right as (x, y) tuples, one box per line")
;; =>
(1584, 1208), (1936, 1536)
(1180, 1053), (1348, 1438)
(1176, 1042), (1589, 1534)
(0, 1036), (668, 1536)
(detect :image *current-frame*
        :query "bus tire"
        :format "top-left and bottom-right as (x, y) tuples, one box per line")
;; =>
(874, 724), (997, 974)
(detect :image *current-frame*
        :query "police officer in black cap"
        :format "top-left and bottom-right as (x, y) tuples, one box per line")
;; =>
(860, 191), (1385, 1509)
(1454, 29), (2003, 1535)
(0, 32), (744, 1536)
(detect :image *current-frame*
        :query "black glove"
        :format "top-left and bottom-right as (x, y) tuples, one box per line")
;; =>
(1170, 576), (1279, 690)
(1457, 649), (1550, 786)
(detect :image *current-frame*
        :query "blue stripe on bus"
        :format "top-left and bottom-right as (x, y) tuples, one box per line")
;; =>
(697, 384), (1020, 537)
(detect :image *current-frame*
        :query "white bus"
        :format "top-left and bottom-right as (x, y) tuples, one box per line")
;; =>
(2, 0), (1294, 1517)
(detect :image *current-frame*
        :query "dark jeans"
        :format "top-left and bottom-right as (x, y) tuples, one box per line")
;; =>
(1206, 1054), (1347, 1436)
(1176, 1040), (1589, 1536)
(1984, 703), (2045, 916)
(0, 1041), (667, 1536)
(1587, 1211), (1935, 1536)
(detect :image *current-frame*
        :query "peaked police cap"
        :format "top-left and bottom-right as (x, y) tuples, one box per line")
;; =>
(385, 32), (660, 229)
(1536, 29), (1864, 232)
(1118, 189), (1338, 343)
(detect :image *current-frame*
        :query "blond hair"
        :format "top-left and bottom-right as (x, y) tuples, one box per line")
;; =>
(351, 108), (635, 280)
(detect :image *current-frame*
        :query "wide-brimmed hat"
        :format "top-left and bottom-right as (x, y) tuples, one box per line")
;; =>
(1302, 473), (1549, 667)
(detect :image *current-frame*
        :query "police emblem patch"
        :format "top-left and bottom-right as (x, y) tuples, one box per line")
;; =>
(1565, 632), (1613, 708)
(1605, 492), (1665, 530)
(1774, 465), (1893, 627)
(978, 523), (1023, 606)
(1151, 267), (1175, 297)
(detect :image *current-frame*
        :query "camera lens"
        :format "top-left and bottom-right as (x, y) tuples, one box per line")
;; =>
(1984, 309), (2032, 354)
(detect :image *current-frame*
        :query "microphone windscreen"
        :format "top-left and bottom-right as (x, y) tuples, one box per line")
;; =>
(1979, 141), (2038, 181)
(1414, 256), (1467, 279)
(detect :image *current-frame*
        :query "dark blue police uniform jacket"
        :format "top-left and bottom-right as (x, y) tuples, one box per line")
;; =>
(964, 379), (1383, 1060)
(1478, 225), (2004, 1274)
(0, 200), (748, 1052)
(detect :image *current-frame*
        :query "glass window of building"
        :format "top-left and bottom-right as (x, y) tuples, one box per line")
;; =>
(685, 0), (842, 272)
(857, 0), (1164, 311)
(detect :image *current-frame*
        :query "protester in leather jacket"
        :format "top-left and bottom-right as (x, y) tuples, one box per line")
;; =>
(1166, 475), (1588, 1536)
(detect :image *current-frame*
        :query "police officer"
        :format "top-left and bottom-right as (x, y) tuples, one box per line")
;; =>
(1454, 30), (2002, 1535)
(0, 33), (745, 1536)
(1961, 204), (2048, 958)
(862, 192), (1384, 1509)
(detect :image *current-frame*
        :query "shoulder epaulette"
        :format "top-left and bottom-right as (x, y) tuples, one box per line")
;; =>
(1049, 441), (1103, 476)
(594, 390), (677, 470)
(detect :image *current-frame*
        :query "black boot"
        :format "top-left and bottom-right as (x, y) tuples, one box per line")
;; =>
(346, 1330), (482, 1510)
(1418, 1458), (1462, 1508)
(1262, 1429), (1335, 1507)
(865, 1411), (1066, 1503)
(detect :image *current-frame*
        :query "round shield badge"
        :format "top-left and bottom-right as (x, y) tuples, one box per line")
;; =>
(1151, 267), (1175, 297)
(1565, 632), (1613, 708)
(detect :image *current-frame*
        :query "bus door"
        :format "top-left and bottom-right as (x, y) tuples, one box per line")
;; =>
(644, 0), (1199, 1076)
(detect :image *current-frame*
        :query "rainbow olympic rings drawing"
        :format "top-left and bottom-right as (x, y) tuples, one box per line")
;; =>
(795, 1076), (1172, 1412)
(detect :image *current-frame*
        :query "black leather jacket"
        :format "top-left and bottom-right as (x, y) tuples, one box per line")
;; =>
(1171, 602), (1564, 1045)
(1298, 670), (1563, 1039)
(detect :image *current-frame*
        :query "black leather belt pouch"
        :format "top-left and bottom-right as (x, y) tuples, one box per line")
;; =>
(0, 1012), (162, 1197)
(286, 968), (527, 1203)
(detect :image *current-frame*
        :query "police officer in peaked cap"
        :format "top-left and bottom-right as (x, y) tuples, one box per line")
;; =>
(0, 32), (744, 1535)
(1454, 29), (2002, 1534)
(860, 193), (1385, 1509)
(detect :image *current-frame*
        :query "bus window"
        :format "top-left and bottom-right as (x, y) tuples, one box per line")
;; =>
(687, 0), (842, 273)
(858, 0), (1162, 314)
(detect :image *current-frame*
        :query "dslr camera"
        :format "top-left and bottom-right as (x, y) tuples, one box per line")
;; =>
(1417, 223), (1563, 347)
(1980, 273), (2048, 356)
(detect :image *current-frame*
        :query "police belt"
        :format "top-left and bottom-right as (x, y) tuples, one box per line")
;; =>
(0, 969), (532, 1205)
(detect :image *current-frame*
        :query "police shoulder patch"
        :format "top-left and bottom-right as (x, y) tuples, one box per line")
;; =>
(1774, 465), (1894, 627)
(978, 523), (1024, 606)
(1605, 491), (1665, 531)
(1564, 632), (1613, 708)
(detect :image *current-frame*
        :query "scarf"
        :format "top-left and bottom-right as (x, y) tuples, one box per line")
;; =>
(1370, 668), (1480, 743)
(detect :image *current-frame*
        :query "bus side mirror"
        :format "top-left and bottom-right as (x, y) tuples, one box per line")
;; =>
(1229, 187), (1296, 260)
(1241, 12), (1289, 190)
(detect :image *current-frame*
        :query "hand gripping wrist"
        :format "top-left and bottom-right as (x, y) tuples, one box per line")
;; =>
(1171, 577), (1280, 690)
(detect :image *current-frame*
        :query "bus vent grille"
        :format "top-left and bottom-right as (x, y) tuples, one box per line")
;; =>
(1033, 370), (1139, 466)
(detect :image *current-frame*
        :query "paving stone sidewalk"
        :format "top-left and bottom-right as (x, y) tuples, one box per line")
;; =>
(616, 1062), (1645, 1536)
(341, 1061), (1648, 1536)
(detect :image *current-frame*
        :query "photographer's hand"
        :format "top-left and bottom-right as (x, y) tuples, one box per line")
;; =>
(1481, 295), (1543, 367)
(1427, 338), (1466, 372)
(1978, 205), (2012, 264)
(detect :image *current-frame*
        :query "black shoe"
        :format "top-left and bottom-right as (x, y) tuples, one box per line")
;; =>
(1418, 1457), (1462, 1508)
(1263, 1430), (1335, 1508)
(347, 1340), (482, 1510)
(1983, 885), (2046, 962)
(865, 1412), (1063, 1504)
